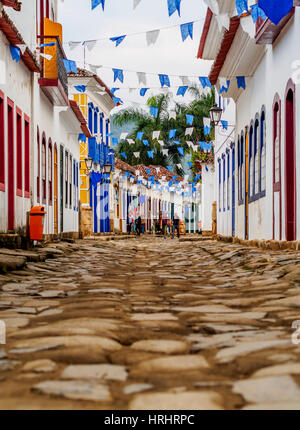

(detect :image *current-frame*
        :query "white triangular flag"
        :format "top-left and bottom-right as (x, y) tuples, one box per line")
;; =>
(133, 0), (142, 9)
(130, 177), (135, 183)
(146, 30), (160, 46)
(158, 140), (164, 147)
(203, 0), (219, 15)
(17, 44), (27, 55)
(133, 152), (140, 158)
(176, 164), (183, 169)
(240, 15), (255, 39)
(40, 53), (53, 61)
(129, 88), (136, 93)
(162, 149), (169, 156)
(216, 14), (230, 32)
(86, 40), (97, 51)
(203, 117), (211, 128)
(137, 72), (147, 86)
(89, 64), (102, 74)
(69, 41), (81, 51)
(185, 128), (194, 136)
(186, 141), (193, 147)
(152, 131), (160, 140)
(120, 132), (128, 140)
(219, 77), (228, 89)
(180, 76), (191, 86)
(127, 139), (135, 145)
(169, 111), (176, 120)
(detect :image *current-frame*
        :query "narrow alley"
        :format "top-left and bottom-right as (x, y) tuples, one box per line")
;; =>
(1, 238), (300, 410)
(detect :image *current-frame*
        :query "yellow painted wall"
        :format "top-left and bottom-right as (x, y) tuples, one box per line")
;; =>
(75, 94), (90, 206)
(44, 18), (63, 79)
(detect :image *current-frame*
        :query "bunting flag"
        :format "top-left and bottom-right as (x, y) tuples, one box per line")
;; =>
(169, 129), (176, 139)
(127, 139), (135, 144)
(186, 114), (194, 125)
(236, 0), (248, 16)
(199, 77), (212, 89)
(143, 139), (150, 146)
(120, 132), (128, 140)
(219, 78), (230, 94)
(40, 42), (55, 48)
(250, 4), (267, 22)
(150, 106), (159, 117)
(137, 131), (144, 141)
(140, 88), (149, 96)
(112, 138), (118, 146)
(177, 147), (184, 155)
(133, 151), (140, 158)
(177, 86), (188, 96)
(91, 0), (105, 10)
(258, 0), (293, 25)
(221, 120), (228, 130)
(153, 131), (160, 139)
(110, 35), (126, 47)
(113, 68), (124, 83)
(146, 30), (160, 46)
(185, 128), (194, 136)
(147, 150), (154, 158)
(10, 46), (21, 62)
(158, 140), (164, 146)
(137, 72), (147, 86)
(63, 59), (77, 73)
(180, 22), (193, 41)
(111, 88), (119, 94)
(216, 14), (230, 31)
(78, 133), (86, 142)
(159, 74), (171, 88)
(113, 96), (123, 105)
(168, 111), (176, 120)
(120, 152), (127, 159)
(204, 126), (211, 136)
(168, 0), (181, 17)
(133, 0), (142, 9)
(162, 149), (169, 156)
(74, 85), (86, 93)
(236, 76), (246, 89)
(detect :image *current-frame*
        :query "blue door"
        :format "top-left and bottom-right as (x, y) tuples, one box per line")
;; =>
(232, 147), (236, 236)
(93, 185), (98, 233)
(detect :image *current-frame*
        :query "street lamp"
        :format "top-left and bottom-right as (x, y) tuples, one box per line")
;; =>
(103, 163), (112, 175)
(85, 157), (93, 173)
(209, 103), (223, 126)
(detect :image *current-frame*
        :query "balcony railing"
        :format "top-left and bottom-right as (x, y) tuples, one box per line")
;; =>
(38, 35), (69, 106)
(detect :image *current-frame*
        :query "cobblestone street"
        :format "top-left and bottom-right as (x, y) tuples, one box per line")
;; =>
(1, 237), (300, 410)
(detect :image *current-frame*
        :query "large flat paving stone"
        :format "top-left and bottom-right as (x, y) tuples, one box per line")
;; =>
(136, 355), (209, 372)
(130, 340), (190, 354)
(62, 364), (128, 381)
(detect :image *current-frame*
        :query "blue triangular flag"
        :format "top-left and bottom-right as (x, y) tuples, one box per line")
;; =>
(236, 0), (248, 16)
(173, 140), (180, 145)
(159, 74), (170, 88)
(169, 129), (176, 139)
(186, 114), (194, 125)
(113, 97), (123, 105)
(221, 120), (228, 130)
(167, 165), (172, 171)
(199, 77), (212, 89)
(91, 0), (105, 10)
(147, 151), (154, 159)
(178, 147), (184, 156)
(78, 133), (86, 142)
(168, 0), (181, 16)
(112, 138), (118, 146)
(250, 4), (267, 22)
(236, 76), (246, 90)
(220, 80), (231, 94)
(113, 68), (124, 83)
(143, 140), (150, 146)
(180, 22), (193, 41)
(111, 88), (119, 95)
(140, 88), (149, 96)
(74, 85), (86, 93)
(150, 106), (159, 118)
(10, 46), (21, 62)
(137, 132), (144, 141)
(177, 86), (188, 96)
(120, 152), (127, 159)
(110, 35), (126, 47)
(258, 0), (293, 25)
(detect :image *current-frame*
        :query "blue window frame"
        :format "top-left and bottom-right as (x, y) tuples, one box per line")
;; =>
(88, 106), (93, 135)
(100, 113), (104, 143)
(238, 134), (244, 205)
(105, 119), (109, 146)
(260, 108), (266, 197)
(254, 115), (260, 199)
(94, 110), (98, 135)
(222, 154), (226, 212)
(218, 159), (221, 212)
(227, 150), (230, 210)
(249, 123), (254, 202)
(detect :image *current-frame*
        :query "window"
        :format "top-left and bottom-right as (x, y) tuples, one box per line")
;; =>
(218, 159), (221, 212)
(238, 134), (244, 205)
(223, 156), (226, 211)
(88, 106), (93, 135)
(65, 151), (68, 207)
(48, 141), (52, 204)
(249, 124), (254, 201)
(0, 91), (4, 191)
(42, 136), (46, 202)
(227, 151), (230, 210)
(260, 108), (266, 196)
(106, 119), (109, 145)
(24, 116), (30, 198)
(37, 128), (40, 202)
(16, 108), (22, 196)
(254, 117), (259, 197)
(94, 111), (98, 135)
(69, 154), (72, 208)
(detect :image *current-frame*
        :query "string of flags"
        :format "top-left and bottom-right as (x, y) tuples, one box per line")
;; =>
(91, 0), (182, 17)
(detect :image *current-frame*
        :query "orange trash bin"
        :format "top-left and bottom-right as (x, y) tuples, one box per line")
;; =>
(29, 206), (46, 241)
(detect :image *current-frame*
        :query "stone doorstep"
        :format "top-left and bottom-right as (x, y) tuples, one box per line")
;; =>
(215, 235), (300, 251)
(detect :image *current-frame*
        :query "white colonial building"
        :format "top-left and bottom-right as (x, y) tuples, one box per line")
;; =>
(198, 0), (300, 241)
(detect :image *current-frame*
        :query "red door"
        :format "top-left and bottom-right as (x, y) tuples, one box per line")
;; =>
(7, 99), (15, 231)
(285, 83), (296, 241)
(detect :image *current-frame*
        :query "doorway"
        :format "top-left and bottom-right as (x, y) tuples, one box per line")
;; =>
(54, 145), (58, 235)
(244, 132), (249, 239)
(7, 99), (14, 231)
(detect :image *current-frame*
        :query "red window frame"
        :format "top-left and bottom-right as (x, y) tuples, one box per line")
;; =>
(0, 90), (4, 191)
(48, 139), (53, 205)
(24, 115), (30, 198)
(16, 107), (22, 197)
(37, 127), (40, 202)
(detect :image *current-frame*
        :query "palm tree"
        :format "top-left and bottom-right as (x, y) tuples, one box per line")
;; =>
(112, 87), (215, 176)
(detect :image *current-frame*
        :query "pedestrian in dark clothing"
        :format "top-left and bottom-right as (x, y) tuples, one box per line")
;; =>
(136, 216), (142, 236)
(172, 214), (180, 239)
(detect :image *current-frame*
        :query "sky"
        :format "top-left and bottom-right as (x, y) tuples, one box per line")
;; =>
(58, 0), (212, 110)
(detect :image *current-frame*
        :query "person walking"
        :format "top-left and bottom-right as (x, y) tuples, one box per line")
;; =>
(172, 213), (180, 239)
(136, 216), (142, 236)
